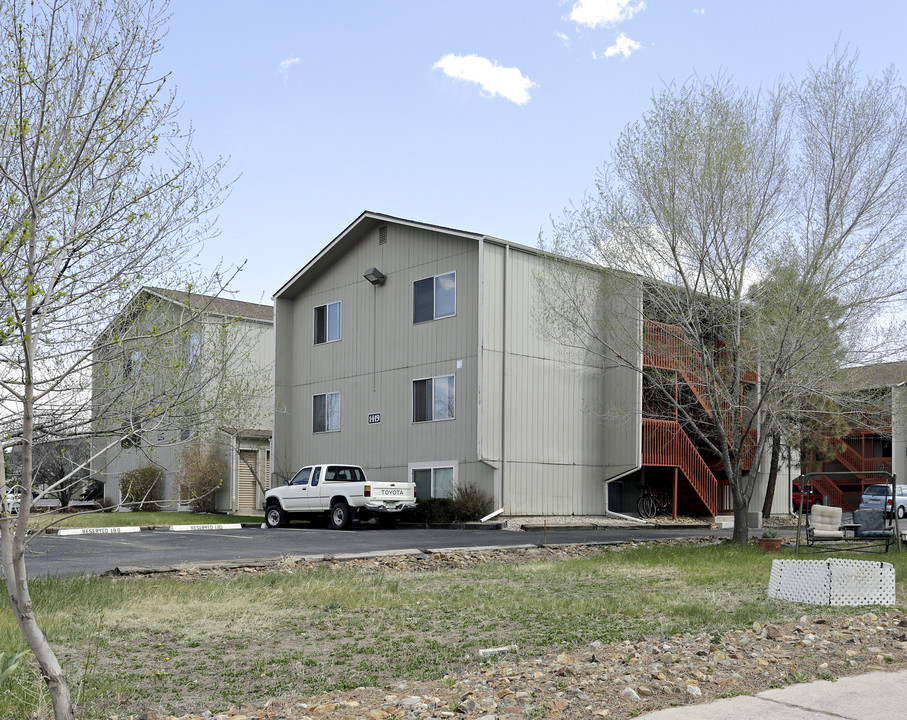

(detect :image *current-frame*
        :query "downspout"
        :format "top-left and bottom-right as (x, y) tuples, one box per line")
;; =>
(604, 283), (644, 524)
(604, 464), (645, 523)
(501, 243), (509, 512)
(477, 237), (484, 485)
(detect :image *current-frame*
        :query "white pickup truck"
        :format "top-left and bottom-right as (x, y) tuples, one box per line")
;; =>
(263, 464), (417, 529)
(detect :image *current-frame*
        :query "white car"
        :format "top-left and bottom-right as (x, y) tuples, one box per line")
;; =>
(859, 484), (907, 519)
(3, 485), (22, 514)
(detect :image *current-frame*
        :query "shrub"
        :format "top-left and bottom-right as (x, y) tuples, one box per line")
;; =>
(80, 478), (105, 501)
(177, 444), (226, 513)
(403, 497), (454, 524)
(119, 465), (162, 511)
(450, 483), (493, 522)
(402, 484), (493, 524)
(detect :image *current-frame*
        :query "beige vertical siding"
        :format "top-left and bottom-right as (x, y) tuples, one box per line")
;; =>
(479, 241), (641, 515)
(93, 298), (274, 512)
(275, 223), (480, 485)
(275, 218), (643, 516)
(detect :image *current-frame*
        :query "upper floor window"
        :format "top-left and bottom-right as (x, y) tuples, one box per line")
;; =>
(124, 349), (143, 377)
(314, 301), (341, 344)
(413, 374), (455, 422)
(313, 391), (340, 433)
(413, 271), (456, 323)
(186, 333), (201, 364)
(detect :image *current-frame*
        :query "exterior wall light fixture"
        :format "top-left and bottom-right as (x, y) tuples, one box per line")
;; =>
(363, 268), (386, 286)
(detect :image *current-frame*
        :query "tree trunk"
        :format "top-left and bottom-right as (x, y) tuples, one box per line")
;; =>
(732, 498), (751, 543)
(762, 432), (782, 519)
(2, 244), (77, 720)
(730, 464), (754, 544)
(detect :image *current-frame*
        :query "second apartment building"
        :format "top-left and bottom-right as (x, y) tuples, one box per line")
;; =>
(272, 212), (642, 515)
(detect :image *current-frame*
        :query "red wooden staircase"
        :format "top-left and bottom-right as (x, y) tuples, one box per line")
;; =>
(642, 418), (718, 516)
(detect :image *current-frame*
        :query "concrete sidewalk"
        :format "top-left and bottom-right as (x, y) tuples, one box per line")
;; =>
(640, 669), (906, 718)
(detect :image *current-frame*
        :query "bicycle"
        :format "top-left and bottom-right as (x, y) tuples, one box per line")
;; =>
(637, 486), (672, 518)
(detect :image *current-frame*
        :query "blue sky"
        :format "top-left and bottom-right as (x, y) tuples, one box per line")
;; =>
(157, 1), (907, 304)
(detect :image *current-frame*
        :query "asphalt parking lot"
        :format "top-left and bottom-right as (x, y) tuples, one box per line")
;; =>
(24, 522), (735, 577)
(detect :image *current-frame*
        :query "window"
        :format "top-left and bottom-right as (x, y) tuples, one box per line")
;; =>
(413, 375), (455, 422)
(413, 467), (454, 498)
(313, 391), (340, 433)
(413, 271), (456, 323)
(289, 467), (311, 486)
(314, 301), (341, 344)
(124, 349), (143, 377)
(325, 465), (365, 483)
(186, 333), (201, 364)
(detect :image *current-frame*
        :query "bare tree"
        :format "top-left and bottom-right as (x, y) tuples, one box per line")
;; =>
(539, 49), (907, 543)
(0, 1), (230, 717)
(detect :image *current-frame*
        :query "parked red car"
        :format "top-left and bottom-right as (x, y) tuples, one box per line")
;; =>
(792, 483), (823, 511)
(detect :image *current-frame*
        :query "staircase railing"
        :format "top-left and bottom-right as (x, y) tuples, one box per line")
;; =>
(644, 320), (757, 470)
(642, 418), (718, 515)
(808, 475), (849, 511)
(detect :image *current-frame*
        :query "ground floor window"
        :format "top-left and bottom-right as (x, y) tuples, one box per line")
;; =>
(412, 466), (454, 498)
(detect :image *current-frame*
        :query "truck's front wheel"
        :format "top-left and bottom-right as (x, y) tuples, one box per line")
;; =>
(265, 504), (288, 528)
(330, 500), (351, 530)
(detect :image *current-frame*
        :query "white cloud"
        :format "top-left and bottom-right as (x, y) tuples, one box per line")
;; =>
(278, 56), (301, 75)
(692, 7), (706, 15)
(569, 0), (645, 29)
(603, 33), (642, 58)
(556, 31), (571, 48)
(433, 53), (536, 105)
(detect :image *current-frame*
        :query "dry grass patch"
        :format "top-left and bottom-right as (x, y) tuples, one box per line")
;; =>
(2, 541), (907, 719)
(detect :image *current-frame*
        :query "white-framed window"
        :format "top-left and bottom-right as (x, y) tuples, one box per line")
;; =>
(413, 374), (455, 422)
(314, 301), (341, 344)
(413, 271), (456, 323)
(409, 462), (456, 499)
(186, 332), (201, 364)
(313, 391), (340, 433)
(125, 349), (143, 377)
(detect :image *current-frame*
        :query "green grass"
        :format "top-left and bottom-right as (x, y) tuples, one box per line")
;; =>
(29, 511), (262, 529)
(1, 541), (905, 719)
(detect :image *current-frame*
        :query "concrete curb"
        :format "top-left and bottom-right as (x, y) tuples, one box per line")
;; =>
(520, 522), (714, 531)
(44, 521), (263, 535)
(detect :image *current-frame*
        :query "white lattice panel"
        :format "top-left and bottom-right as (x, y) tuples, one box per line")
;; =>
(828, 558), (896, 606)
(768, 559), (895, 606)
(768, 560), (830, 604)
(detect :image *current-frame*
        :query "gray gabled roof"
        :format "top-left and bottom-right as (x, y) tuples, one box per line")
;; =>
(846, 360), (907, 390)
(273, 211), (521, 301)
(144, 287), (273, 324)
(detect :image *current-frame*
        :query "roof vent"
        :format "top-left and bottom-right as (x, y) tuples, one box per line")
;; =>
(378, 226), (387, 245)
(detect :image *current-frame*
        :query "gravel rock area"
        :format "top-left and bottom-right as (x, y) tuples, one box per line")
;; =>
(119, 540), (907, 720)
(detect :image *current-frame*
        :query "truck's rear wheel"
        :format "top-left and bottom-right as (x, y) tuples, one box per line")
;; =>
(330, 500), (351, 530)
(265, 504), (287, 528)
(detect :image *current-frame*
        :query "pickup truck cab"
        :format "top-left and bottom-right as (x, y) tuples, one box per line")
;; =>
(263, 464), (416, 530)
